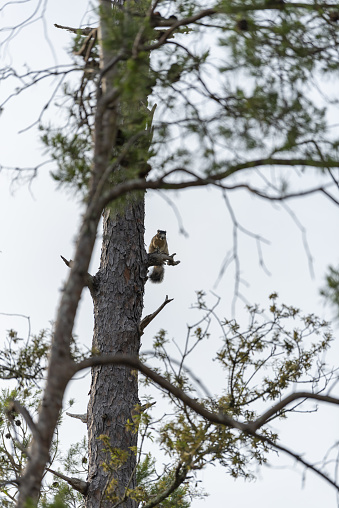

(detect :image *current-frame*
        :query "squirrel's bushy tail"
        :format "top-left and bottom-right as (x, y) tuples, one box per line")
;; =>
(149, 265), (164, 283)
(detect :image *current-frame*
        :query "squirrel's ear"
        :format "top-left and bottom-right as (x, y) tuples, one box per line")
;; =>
(157, 229), (160, 233)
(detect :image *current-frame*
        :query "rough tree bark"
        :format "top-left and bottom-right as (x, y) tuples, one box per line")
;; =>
(86, 198), (148, 507)
(85, 0), (152, 502)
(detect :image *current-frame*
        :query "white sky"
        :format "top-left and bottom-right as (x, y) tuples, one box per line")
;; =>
(1, 1), (339, 507)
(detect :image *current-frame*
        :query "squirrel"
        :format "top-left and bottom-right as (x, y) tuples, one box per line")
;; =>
(148, 230), (169, 283)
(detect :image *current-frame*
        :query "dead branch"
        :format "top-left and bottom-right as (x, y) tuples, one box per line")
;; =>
(60, 255), (96, 296)
(54, 24), (94, 36)
(46, 467), (88, 495)
(60, 255), (73, 268)
(140, 295), (174, 335)
(66, 412), (88, 424)
(147, 252), (180, 267)
(253, 430), (339, 491)
(74, 29), (98, 62)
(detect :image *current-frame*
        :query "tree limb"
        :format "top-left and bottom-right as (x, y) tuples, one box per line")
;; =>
(46, 467), (89, 495)
(249, 391), (339, 431)
(147, 252), (180, 267)
(75, 354), (339, 432)
(73, 354), (339, 490)
(143, 463), (188, 508)
(66, 412), (88, 424)
(0, 479), (19, 488)
(140, 295), (174, 335)
(98, 161), (339, 211)
(54, 23), (94, 36)
(7, 400), (41, 444)
(75, 354), (246, 431)
(60, 255), (96, 296)
(253, 431), (339, 491)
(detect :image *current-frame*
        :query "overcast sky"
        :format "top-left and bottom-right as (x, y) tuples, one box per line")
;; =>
(1, 1), (339, 507)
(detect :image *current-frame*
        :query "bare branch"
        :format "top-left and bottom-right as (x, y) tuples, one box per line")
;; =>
(250, 392), (339, 431)
(46, 467), (88, 495)
(147, 251), (180, 268)
(328, 168), (339, 189)
(2, 446), (22, 476)
(157, 191), (189, 237)
(60, 255), (74, 269)
(99, 161), (339, 211)
(254, 432), (339, 491)
(66, 412), (88, 424)
(76, 355), (339, 433)
(54, 23), (94, 36)
(60, 255), (96, 296)
(0, 478), (19, 488)
(140, 295), (174, 335)
(280, 201), (314, 277)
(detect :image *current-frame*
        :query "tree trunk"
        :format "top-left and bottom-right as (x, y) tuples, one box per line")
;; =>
(86, 197), (147, 507)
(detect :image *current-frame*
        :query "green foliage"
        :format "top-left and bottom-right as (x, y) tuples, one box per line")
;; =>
(0, 328), (81, 505)
(41, 0), (339, 196)
(0, 292), (335, 507)
(96, 434), (131, 503)
(0, 388), (85, 507)
(39, 483), (82, 508)
(40, 491), (68, 508)
(146, 293), (332, 481)
(129, 453), (196, 507)
(0, 329), (49, 384)
(62, 436), (88, 476)
(216, 293), (332, 406)
(0, 386), (39, 505)
(0, 328), (84, 507)
(41, 127), (92, 193)
(321, 264), (339, 318)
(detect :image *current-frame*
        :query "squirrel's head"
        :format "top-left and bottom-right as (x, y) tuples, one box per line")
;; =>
(157, 229), (166, 240)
